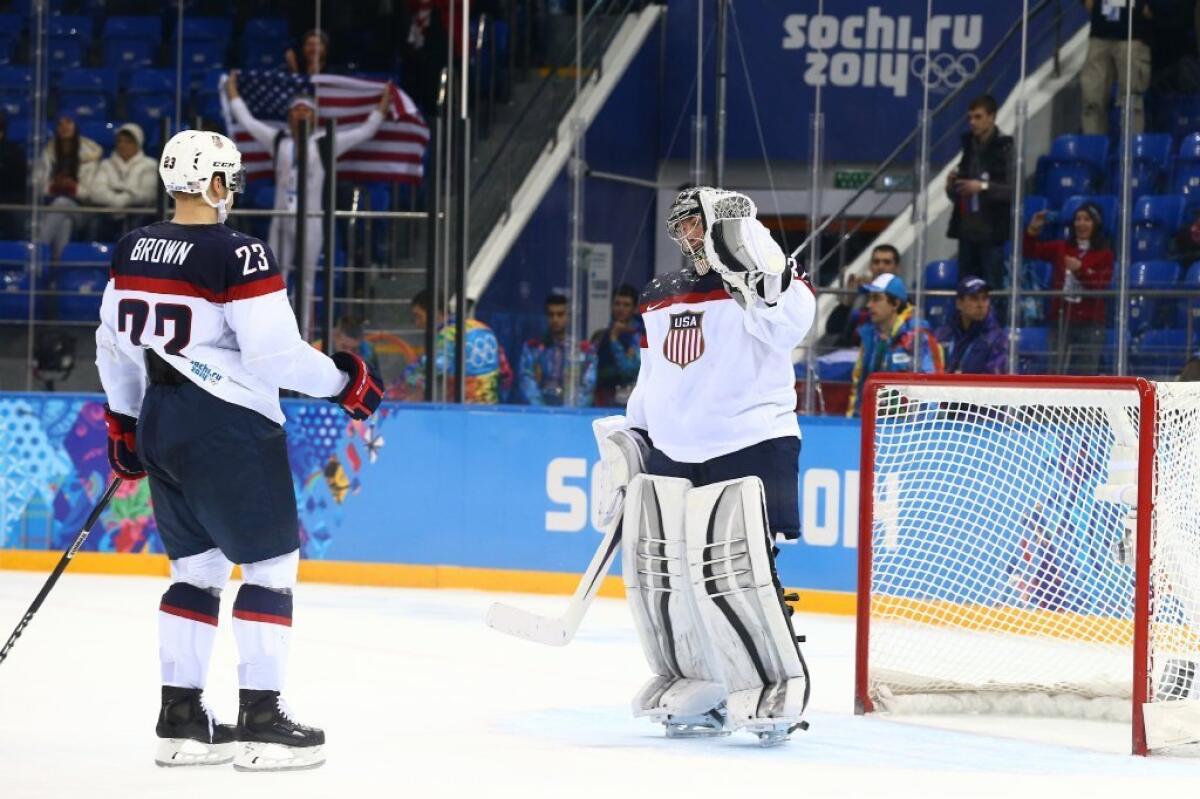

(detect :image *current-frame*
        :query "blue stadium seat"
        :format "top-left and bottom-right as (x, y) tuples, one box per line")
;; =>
(1045, 135), (1109, 207)
(193, 90), (223, 122)
(1131, 195), (1186, 260)
(924, 259), (958, 289)
(47, 15), (92, 40)
(1131, 329), (1189, 376)
(1173, 134), (1200, 208)
(181, 40), (226, 70)
(1050, 134), (1110, 173)
(1017, 327), (1050, 374)
(127, 69), (177, 95)
(77, 120), (116, 150)
(0, 240), (48, 320)
(46, 38), (85, 70)
(1020, 259), (1053, 325)
(176, 17), (233, 43)
(0, 14), (23, 37)
(104, 16), (162, 42)
(0, 66), (32, 92)
(1165, 96), (1200, 142)
(57, 92), (109, 119)
(1128, 260), (1181, 335)
(1108, 133), (1173, 201)
(1059, 195), (1119, 241)
(240, 41), (285, 70)
(104, 39), (157, 70)
(58, 68), (118, 98)
(0, 95), (29, 117)
(923, 259), (957, 330)
(103, 16), (163, 71)
(0, 38), (15, 66)
(129, 93), (174, 129)
(5, 116), (30, 144)
(243, 17), (290, 42)
(1184, 262), (1200, 341)
(56, 242), (113, 321)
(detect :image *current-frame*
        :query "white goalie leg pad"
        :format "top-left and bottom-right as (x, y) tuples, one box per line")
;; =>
(622, 474), (725, 719)
(684, 477), (810, 731)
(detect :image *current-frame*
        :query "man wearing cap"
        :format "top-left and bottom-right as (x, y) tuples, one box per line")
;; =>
(81, 122), (158, 238)
(226, 71), (392, 337)
(935, 276), (1007, 375)
(846, 273), (943, 417)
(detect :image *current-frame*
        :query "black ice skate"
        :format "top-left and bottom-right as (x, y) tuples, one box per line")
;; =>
(233, 689), (326, 771)
(154, 686), (236, 767)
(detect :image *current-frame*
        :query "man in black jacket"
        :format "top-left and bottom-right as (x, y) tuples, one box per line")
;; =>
(945, 94), (1014, 312)
(0, 112), (27, 240)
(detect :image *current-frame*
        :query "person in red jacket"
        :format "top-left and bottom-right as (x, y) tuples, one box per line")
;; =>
(1024, 202), (1114, 375)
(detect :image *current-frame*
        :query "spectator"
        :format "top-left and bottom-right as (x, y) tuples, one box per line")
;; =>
(1024, 203), (1115, 375)
(822, 244), (902, 349)
(0, 111), (28, 240)
(519, 294), (596, 406)
(399, 288), (512, 403)
(226, 70), (390, 337)
(286, 29), (330, 75)
(935, 276), (1008, 375)
(1170, 208), (1200, 265)
(82, 123), (157, 240)
(1179, 357), (1200, 381)
(589, 284), (642, 408)
(36, 115), (101, 260)
(846, 274), (943, 417)
(1081, 0), (1152, 137)
(332, 315), (381, 375)
(945, 94), (1014, 303)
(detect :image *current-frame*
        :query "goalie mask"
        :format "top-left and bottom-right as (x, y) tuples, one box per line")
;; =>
(666, 187), (756, 275)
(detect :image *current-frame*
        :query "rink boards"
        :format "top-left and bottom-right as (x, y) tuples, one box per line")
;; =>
(0, 393), (861, 613)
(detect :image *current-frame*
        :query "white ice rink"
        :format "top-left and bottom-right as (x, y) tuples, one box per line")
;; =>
(2, 572), (1198, 799)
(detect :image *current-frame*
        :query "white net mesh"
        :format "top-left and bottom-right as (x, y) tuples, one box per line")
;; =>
(863, 380), (1200, 747)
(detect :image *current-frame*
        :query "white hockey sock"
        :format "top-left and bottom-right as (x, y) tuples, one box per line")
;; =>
(232, 584), (293, 691)
(158, 582), (221, 689)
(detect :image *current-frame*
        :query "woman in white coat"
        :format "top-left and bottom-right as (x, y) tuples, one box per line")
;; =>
(80, 122), (158, 239)
(226, 71), (391, 336)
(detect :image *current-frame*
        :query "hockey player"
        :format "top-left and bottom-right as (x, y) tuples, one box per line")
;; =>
(594, 187), (816, 745)
(225, 70), (391, 336)
(95, 130), (383, 771)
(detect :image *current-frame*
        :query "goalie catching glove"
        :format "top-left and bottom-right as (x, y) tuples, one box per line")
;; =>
(694, 192), (795, 306)
(330, 352), (384, 420)
(103, 405), (146, 480)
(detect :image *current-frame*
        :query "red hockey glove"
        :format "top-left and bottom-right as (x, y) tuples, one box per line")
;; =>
(103, 405), (146, 480)
(330, 352), (384, 420)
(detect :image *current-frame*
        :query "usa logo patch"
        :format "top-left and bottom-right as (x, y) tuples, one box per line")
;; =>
(664, 310), (705, 368)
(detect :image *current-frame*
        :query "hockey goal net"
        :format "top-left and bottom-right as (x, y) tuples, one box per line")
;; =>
(855, 374), (1200, 754)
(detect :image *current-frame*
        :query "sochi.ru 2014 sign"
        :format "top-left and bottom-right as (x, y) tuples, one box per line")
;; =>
(782, 8), (982, 98)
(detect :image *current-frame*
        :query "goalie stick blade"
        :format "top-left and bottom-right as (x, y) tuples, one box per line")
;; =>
(485, 603), (572, 647)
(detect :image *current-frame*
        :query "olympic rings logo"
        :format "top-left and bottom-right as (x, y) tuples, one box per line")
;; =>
(911, 52), (980, 90)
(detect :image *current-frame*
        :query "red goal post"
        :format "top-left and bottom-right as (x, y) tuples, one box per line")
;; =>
(853, 373), (1200, 756)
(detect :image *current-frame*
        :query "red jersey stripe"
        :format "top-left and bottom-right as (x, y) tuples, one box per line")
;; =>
(639, 288), (731, 315)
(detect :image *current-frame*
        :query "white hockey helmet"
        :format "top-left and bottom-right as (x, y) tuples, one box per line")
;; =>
(159, 130), (245, 205)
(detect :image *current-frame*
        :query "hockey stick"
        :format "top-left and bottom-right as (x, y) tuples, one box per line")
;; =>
(486, 514), (623, 647)
(0, 477), (121, 666)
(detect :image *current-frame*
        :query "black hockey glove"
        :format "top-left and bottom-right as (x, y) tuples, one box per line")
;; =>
(330, 351), (384, 421)
(103, 405), (146, 480)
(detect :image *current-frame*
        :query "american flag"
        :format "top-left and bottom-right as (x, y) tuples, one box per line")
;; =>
(220, 70), (429, 183)
(663, 310), (706, 368)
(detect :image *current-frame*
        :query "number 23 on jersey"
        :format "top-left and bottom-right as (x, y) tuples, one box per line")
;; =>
(117, 299), (194, 356)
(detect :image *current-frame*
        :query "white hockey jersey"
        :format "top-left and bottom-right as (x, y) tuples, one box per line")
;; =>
(625, 257), (816, 463)
(95, 221), (347, 424)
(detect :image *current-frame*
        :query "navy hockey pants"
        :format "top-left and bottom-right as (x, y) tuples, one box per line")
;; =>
(138, 381), (300, 564)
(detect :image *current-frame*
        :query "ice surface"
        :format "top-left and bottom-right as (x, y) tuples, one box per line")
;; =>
(1, 572), (1198, 799)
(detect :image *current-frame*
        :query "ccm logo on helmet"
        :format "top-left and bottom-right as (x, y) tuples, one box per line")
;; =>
(212, 161), (238, 168)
